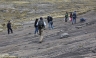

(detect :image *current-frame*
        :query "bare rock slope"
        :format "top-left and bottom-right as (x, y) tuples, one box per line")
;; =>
(0, 10), (96, 58)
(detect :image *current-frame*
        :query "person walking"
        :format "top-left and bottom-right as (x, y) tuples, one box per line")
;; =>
(47, 16), (53, 29)
(65, 12), (68, 22)
(38, 17), (45, 43)
(47, 16), (50, 28)
(69, 12), (73, 21)
(72, 11), (77, 24)
(7, 21), (13, 34)
(34, 18), (38, 35)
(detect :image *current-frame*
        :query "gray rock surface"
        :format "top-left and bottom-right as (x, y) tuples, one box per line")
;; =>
(0, 10), (96, 58)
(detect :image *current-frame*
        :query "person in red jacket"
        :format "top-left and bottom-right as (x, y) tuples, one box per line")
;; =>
(69, 12), (73, 21)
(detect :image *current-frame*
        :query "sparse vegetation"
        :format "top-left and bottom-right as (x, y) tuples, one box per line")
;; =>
(0, 0), (96, 31)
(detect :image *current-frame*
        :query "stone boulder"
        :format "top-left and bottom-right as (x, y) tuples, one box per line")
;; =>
(75, 26), (82, 29)
(60, 33), (69, 38)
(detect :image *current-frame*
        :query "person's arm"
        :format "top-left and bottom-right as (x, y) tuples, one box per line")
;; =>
(44, 21), (46, 26)
(36, 22), (38, 26)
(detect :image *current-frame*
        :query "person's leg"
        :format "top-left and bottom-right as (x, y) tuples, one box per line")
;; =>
(66, 18), (68, 22)
(8, 28), (10, 34)
(75, 18), (76, 24)
(10, 28), (13, 33)
(39, 29), (43, 43)
(71, 17), (72, 21)
(48, 22), (50, 29)
(49, 21), (51, 29)
(34, 27), (36, 34)
(65, 18), (67, 22)
(34, 27), (38, 34)
(39, 29), (41, 35)
(36, 27), (38, 34)
(72, 19), (74, 24)
(51, 24), (53, 29)
(51, 21), (53, 29)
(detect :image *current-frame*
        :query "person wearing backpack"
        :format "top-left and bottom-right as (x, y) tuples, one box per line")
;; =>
(38, 17), (45, 43)
(34, 19), (38, 35)
(47, 16), (53, 29)
(7, 21), (13, 34)
(72, 11), (77, 24)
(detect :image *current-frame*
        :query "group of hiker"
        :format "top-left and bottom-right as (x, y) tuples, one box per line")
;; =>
(6, 11), (77, 43)
(6, 11), (86, 43)
(33, 11), (78, 43)
(6, 15), (53, 43)
(34, 16), (53, 35)
(34, 16), (53, 43)
(64, 11), (77, 24)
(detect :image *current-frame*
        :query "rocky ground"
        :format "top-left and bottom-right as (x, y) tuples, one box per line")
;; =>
(0, 10), (96, 58)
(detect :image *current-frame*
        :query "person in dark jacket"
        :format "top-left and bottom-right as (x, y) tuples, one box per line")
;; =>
(7, 21), (13, 34)
(47, 16), (50, 24)
(72, 11), (77, 24)
(38, 17), (45, 43)
(65, 12), (68, 22)
(47, 16), (53, 29)
(34, 19), (38, 34)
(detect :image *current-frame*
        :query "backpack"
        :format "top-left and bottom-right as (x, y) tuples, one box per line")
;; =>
(38, 20), (44, 29)
(73, 13), (76, 18)
(80, 18), (86, 22)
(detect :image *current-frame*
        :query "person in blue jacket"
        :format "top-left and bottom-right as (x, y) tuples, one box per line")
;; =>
(72, 11), (77, 24)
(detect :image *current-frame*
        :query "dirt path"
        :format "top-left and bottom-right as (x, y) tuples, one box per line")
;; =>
(0, 10), (96, 58)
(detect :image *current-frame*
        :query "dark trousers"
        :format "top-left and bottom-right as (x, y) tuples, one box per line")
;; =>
(72, 18), (76, 24)
(34, 27), (38, 34)
(7, 28), (13, 34)
(65, 18), (68, 22)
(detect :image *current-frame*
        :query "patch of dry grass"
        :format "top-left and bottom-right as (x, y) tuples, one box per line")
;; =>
(0, 0), (96, 31)
(0, 53), (18, 58)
